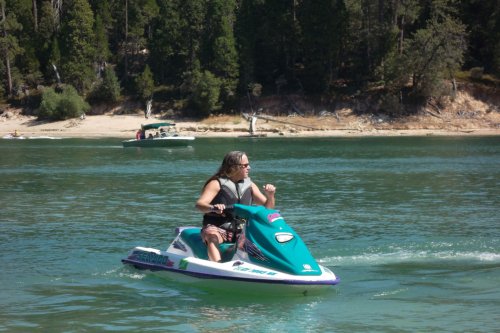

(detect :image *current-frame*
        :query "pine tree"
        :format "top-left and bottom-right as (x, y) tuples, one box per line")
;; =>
(205, 0), (239, 102)
(190, 70), (221, 117)
(0, 0), (23, 97)
(149, 0), (184, 85)
(406, 15), (466, 98)
(94, 14), (111, 71)
(88, 65), (120, 104)
(234, 0), (257, 92)
(8, 0), (43, 90)
(115, 0), (158, 85)
(180, 0), (205, 74)
(298, 0), (347, 92)
(135, 64), (154, 101)
(59, 0), (96, 92)
(459, 0), (500, 75)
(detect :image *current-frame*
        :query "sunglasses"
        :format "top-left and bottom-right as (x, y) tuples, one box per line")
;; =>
(238, 163), (250, 168)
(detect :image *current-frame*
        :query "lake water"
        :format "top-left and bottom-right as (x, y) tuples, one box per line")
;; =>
(1, 136), (499, 332)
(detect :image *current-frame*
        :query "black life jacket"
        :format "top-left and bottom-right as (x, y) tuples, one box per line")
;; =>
(202, 177), (252, 227)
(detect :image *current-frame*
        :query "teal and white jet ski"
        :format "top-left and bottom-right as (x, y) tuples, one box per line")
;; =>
(122, 204), (339, 295)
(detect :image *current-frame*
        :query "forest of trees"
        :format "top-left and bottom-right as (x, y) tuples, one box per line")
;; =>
(0, 0), (498, 120)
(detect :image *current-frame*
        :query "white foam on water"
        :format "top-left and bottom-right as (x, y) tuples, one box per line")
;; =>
(28, 136), (64, 140)
(118, 271), (146, 280)
(320, 250), (500, 266)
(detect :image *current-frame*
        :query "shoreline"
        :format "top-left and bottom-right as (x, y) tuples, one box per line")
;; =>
(1, 112), (500, 139)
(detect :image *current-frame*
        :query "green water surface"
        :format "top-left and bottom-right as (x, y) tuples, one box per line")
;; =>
(0, 136), (499, 332)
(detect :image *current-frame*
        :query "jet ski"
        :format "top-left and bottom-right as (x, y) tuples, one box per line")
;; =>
(2, 133), (25, 139)
(122, 204), (339, 295)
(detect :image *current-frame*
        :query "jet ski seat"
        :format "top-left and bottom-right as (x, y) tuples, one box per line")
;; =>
(180, 227), (235, 261)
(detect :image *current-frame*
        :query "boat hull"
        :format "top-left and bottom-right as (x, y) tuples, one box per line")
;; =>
(122, 136), (195, 147)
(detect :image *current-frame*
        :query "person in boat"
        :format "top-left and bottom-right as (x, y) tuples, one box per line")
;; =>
(195, 151), (276, 262)
(135, 129), (146, 140)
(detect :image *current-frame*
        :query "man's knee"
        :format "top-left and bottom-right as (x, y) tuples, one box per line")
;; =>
(205, 233), (220, 245)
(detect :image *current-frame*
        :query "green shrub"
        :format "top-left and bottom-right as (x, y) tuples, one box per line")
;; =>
(37, 88), (59, 120)
(37, 85), (90, 120)
(470, 67), (484, 80)
(189, 70), (221, 118)
(87, 67), (121, 104)
(135, 65), (155, 101)
(380, 93), (404, 115)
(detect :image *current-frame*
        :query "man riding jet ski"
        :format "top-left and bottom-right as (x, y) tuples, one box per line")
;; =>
(122, 151), (339, 294)
(122, 204), (339, 294)
(195, 151), (276, 262)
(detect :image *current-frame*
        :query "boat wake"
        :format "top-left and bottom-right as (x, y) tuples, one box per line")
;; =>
(320, 249), (500, 266)
(28, 136), (64, 140)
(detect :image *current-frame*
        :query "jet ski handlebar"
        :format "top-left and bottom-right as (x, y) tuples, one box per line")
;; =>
(209, 204), (234, 213)
(223, 205), (234, 213)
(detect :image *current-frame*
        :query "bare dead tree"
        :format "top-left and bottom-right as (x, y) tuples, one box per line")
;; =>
(52, 0), (62, 31)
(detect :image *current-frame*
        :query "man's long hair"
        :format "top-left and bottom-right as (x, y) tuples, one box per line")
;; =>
(203, 151), (246, 187)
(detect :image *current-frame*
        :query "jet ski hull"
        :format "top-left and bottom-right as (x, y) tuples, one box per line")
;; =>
(122, 245), (339, 295)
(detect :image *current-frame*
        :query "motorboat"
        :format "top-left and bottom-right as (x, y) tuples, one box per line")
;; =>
(122, 122), (195, 148)
(122, 204), (339, 295)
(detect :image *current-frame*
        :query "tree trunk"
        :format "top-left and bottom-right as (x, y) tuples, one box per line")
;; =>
(51, 0), (61, 31)
(124, 0), (128, 81)
(378, 0), (384, 23)
(1, 1), (12, 96)
(399, 15), (405, 54)
(33, 0), (38, 32)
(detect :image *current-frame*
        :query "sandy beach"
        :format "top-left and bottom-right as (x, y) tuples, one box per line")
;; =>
(1, 89), (499, 139)
(1, 110), (499, 139)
